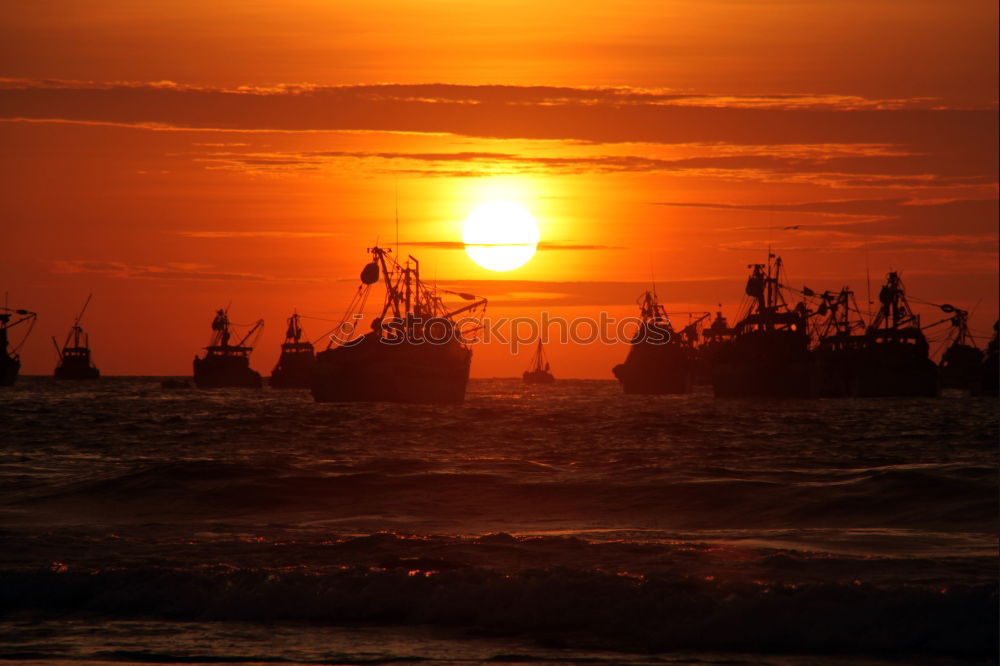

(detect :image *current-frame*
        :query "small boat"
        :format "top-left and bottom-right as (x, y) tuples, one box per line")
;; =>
(192, 308), (264, 388)
(53, 295), (100, 380)
(850, 272), (938, 397)
(811, 272), (938, 397)
(812, 287), (870, 397)
(522, 339), (555, 384)
(711, 256), (814, 398)
(612, 290), (700, 394)
(311, 245), (487, 404)
(1, 304), (37, 386)
(933, 305), (983, 391)
(269, 313), (315, 388)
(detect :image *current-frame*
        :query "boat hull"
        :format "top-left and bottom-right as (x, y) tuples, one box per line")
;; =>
(269, 349), (315, 389)
(523, 370), (555, 384)
(613, 342), (694, 395)
(975, 353), (998, 396)
(711, 330), (814, 399)
(939, 343), (985, 391)
(815, 343), (938, 398)
(311, 336), (471, 404)
(853, 358), (938, 397)
(54, 359), (100, 380)
(0, 356), (19, 386)
(193, 355), (262, 389)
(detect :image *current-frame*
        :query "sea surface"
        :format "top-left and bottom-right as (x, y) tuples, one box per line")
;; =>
(0, 377), (996, 664)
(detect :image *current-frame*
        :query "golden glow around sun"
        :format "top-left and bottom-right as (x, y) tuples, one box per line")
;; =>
(462, 200), (540, 271)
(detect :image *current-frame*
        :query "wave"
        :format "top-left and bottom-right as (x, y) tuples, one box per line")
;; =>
(14, 459), (996, 533)
(0, 564), (994, 658)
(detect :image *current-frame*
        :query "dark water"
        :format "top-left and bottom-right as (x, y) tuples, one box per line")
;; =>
(0, 377), (996, 664)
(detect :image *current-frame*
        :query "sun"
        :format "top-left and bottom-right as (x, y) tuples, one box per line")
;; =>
(462, 201), (540, 271)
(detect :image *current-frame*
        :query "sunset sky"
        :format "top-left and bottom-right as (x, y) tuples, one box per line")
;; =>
(1, 0), (997, 377)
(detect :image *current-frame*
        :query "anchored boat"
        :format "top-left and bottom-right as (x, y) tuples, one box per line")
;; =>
(849, 272), (938, 397)
(311, 245), (487, 404)
(269, 313), (315, 388)
(711, 256), (813, 398)
(523, 339), (555, 384)
(193, 308), (264, 388)
(1, 304), (37, 386)
(932, 305), (983, 391)
(807, 272), (939, 397)
(53, 295), (100, 380)
(612, 290), (702, 394)
(812, 287), (870, 397)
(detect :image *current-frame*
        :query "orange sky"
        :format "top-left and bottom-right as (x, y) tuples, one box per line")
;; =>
(1, 1), (997, 378)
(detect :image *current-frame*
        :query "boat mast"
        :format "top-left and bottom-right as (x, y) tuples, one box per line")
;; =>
(235, 319), (264, 348)
(410, 255), (420, 316)
(404, 259), (412, 317)
(870, 272), (919, 332)
(211, 308), (231, 347)
(372, 246), (402, 320)
(65, 294), (93, 350)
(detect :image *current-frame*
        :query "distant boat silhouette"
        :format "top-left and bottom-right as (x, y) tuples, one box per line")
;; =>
(814, 272), (937, 397)
(613, 290), (700, 394)
(269, 312), (315, 388)
(812, 286), (870, 397)
(311, 245), (487, 404)
(711, 256), (813, 398)
(522, 339), (554, 384)
(53, 295), (100, 380)
(193, 308), (263, 388)
(934, 305), (983, 391)
(1, 304), (37, 386)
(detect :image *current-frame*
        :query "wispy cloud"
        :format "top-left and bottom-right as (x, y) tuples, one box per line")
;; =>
(402, 240), (623, 251)
(192, 146), (995, 189)
(1, 80), (994, 151)
(0, 79), (950, 110)
(177, 230), (343, 239)
(436, 278), (734, 308)
(50, 259), (318, 283)
(656, 197), (999, 237)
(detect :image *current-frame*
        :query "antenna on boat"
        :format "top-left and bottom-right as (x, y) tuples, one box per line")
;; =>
(864, 237), (873, 322)
(74, 293), (93, 328)
(394, 182), (399, 258)
(649, 255), (657, 296)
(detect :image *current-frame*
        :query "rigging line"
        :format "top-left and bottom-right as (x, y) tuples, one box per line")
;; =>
(864, 237), (873, 323)
(967, 297), (983, 320)
(298, 314), (355, 323)
(649, 254), (656, 296)
(10, 314), (37, 354)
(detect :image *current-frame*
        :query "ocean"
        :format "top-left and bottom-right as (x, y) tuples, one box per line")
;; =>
(0, 377), (996, 664)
